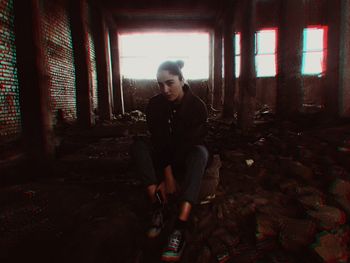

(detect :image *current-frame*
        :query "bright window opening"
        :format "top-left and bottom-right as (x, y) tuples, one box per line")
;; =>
(255, 28), (277, 77)
(119, 32), (209, 80)
(235, 33), (241, 77)
(302, 26), (328, 76)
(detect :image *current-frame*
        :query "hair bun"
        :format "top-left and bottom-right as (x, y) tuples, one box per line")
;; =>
(175, 60), (185, 69)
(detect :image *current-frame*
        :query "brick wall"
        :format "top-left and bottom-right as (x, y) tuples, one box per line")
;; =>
(0, 0), (21, 137)
(87, 3), (98, 112)
(40, 0), (77, 123)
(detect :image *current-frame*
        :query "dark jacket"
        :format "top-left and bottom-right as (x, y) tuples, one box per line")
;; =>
(146, 85), (208, 169)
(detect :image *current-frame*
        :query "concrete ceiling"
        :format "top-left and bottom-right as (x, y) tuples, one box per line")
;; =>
(98, 0), (229, 26)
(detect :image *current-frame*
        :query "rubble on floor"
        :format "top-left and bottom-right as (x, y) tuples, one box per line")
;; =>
(0, 112), (350, 263)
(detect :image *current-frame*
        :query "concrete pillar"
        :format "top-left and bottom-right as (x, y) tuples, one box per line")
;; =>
(70, 0), (94, 127)
(14, 0), (54, 161)
(213, 25), (223, 110)
(109, 28), (124, 115)
(222, 17), (235, 118)
(339, 0), (350, 117)
(325, 0), (341, 118)
(276, 0), (304, 119)
(91, 6), (113, 121)
(237, 0), (256, 131)
(208, 31), (214, 107)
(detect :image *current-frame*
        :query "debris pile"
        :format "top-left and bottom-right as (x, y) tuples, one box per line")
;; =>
(0, 116), (350, 263)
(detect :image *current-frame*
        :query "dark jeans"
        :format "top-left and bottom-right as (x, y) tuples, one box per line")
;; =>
(130, 137), (209, 204)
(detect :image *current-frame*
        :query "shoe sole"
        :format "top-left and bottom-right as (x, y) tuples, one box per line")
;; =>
(161, 242), (185, 262)
(161, 255), (181, 262)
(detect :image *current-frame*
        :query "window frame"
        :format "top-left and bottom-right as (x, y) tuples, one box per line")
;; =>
(255, 27), (278, 78)
(301, 25), (328, 76)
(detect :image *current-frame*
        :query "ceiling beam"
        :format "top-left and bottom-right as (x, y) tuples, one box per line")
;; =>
(115, 18), (215, 32)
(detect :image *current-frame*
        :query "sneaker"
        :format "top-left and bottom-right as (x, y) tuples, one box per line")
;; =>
(217, 251), (230, 263)
(161, 229), (186, 262)
(147, 206), (164, 238)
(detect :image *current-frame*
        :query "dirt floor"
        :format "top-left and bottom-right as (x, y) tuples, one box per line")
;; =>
(1, 112), (350, 263)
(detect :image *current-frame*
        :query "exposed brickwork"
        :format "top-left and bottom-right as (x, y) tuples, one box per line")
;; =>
(89, 34), (98, 112)
(40, 0), (77, 122)
(87, 3), (98, 112)
(0, 0), (21, 136)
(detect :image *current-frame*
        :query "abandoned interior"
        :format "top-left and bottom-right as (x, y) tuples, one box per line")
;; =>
(1, 0), (350, 262)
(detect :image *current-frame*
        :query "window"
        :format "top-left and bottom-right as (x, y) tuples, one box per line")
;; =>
(302, 26), (328, 76)
(255, 28), (277, 77)
(118, 32), (209, 79)
(235, 33), (241, 77)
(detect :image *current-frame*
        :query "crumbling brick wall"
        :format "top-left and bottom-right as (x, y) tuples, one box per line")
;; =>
(87, 3), (98, 112)
(0, 0), (21, 137)
(40, 0), (77, 123)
